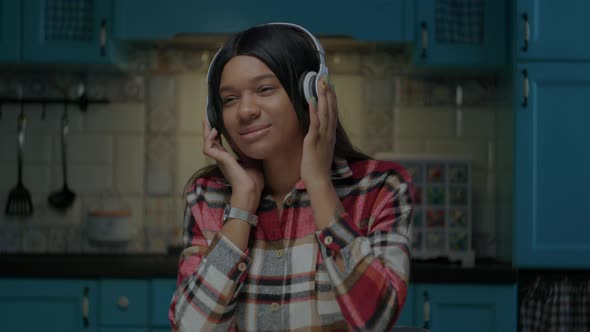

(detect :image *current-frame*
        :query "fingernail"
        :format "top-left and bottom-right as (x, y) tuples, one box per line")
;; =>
(322, 73), (330, 89)
(329, 83), (336, 93)
(310, 96), (317, 107)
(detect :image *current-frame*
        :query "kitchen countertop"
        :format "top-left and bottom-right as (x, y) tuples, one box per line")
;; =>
(0, 254), (517, 284)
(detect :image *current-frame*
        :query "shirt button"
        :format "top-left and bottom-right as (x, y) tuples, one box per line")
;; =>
(238, 262), (247, 272)
(323, 236), (333, 245)
(271, 302), (280, 311)
(276, 249), (284, 258)
(285, 197), (294, 206)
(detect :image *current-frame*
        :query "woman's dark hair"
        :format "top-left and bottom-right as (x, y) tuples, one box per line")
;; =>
(185, 24), (370, 192)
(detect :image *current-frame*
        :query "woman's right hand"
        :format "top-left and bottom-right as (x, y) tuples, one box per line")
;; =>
(202, 114), (264, 212)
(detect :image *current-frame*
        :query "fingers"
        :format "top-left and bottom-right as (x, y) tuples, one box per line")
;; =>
(314, 74), (338, 138)
(317, 74), (330, 134)
(325, 79), (338, 137)
(308, 94), (319, 137)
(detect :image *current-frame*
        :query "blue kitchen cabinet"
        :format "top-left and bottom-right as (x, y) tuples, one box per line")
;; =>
(151, 279), (176, 328)
(114, 0), (413, 42)
(0, 0), (20, 62)
(21, 0), (116, 64)
(413, 284), (517, 332)
(515, 0), (590, 60)
(0, 278), (98, 332)
(395, 284), (415, 326)
(99, 279), (151, 327)
(413, 0), (507, 67)
(513, 63), (590, 268)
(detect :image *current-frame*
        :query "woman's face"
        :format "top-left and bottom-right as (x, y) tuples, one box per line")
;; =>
(219, 55), (305, 160)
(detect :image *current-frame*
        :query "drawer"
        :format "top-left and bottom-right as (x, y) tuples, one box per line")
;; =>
(151, 278), (177, 327)
(99, 279), (150, 327)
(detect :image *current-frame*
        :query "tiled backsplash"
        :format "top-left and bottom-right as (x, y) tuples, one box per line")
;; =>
(0, 45), (512, 260)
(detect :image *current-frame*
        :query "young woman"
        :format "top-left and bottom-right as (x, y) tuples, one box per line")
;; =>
(170, 23), (414, 331)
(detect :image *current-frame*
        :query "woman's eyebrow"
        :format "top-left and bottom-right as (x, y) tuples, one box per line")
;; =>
(220, 74), (277, 93)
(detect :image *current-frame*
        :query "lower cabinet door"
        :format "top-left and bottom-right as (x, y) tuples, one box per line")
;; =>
(151, 278), (177, 328)
(414, 283), (517, 332)
(0, 278), (98, 332)
(395, 284), (415, 326)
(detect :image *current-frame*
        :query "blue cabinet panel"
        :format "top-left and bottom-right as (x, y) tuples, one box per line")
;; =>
(151, 279), (176, 327)
(22, 0), (115, 63)
(0, 0), (21, 61)
(99, 279), (150, 327)
(114, 0), (413, 42)
(0, 278), (98, 332)
(516, 0), (590, 60)
(395, 284), (415, 326)
(413, 0), (507, 67)
(414, 284), (517, 332)
(514, 63), (590, 268)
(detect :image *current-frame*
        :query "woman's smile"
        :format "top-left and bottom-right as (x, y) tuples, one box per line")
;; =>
(239, 124), (272, 142)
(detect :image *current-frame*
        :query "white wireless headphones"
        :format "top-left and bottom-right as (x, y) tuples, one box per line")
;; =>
(205, 22), (329, 130)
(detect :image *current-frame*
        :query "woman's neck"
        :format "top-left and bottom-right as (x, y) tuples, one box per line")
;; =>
(263, 146), (302, 202)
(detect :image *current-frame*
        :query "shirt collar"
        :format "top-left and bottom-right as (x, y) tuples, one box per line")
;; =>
(213, 156), (353, 188)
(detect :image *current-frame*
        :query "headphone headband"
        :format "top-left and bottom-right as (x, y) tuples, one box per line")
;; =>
(205, 22), (328, 130)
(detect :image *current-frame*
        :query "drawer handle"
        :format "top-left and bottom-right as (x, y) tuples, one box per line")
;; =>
(82, 287), (89, 327)
(423, 290), (430, 330)
(421, 21), (428, 59)
(117, 296), (129, 310)
(100, 19), (107, 56)
(522, 13), (530, 52)
(522, 69), (529, 108)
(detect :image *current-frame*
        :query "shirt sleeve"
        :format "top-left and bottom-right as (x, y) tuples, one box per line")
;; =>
(315, 172), (413, 331)
(169, 198), (251, 332)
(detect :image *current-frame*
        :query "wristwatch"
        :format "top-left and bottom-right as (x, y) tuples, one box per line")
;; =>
(223, 203), (258, 227)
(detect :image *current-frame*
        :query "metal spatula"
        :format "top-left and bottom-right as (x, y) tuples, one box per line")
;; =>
(5, 102), (33, 217)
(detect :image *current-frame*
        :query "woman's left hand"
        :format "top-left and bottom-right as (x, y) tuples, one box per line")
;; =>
(301, 74), (338, 189)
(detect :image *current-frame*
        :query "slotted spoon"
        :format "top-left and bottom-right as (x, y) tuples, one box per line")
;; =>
(5, 103), (33, 217)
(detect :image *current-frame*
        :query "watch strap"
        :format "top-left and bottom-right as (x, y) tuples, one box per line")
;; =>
(224, 204), (258, 227)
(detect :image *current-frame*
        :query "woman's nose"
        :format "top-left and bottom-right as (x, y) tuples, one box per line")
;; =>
(237, 94), (260, 121)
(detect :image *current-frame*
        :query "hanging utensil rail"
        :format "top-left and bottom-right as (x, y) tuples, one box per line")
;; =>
(0, 96), (108, 112)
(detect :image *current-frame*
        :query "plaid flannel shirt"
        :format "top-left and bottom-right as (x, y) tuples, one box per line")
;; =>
(170, 158), (414, 331)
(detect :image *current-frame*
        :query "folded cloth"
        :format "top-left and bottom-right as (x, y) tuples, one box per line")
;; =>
(520, 277), (590, 332)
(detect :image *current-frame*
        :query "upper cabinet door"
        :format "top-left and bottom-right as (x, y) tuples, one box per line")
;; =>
(114, 0), (413, 42)
(22, 0), (115, 64)
(0, 0), (21, 62)
(516, 0), (590, 60)
(514, 63), (590, 268)
(414, 0), (507, 67)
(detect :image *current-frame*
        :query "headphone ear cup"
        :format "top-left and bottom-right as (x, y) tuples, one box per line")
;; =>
(299, 71), (318, 104)
(206, 104), (216, 130)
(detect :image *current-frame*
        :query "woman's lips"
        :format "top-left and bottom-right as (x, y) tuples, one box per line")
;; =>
(239, 124), (271, 141)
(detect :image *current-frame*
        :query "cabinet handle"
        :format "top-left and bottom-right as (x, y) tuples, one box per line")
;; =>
(522, 69), (529, 108)
(422, 290), (431, 329)
(117, 296), (130, 310)
(82, 287), (89, 328)
(100, 19), (107, 56)
(522, 13), (529, 52)
(421, 21), (428, 59)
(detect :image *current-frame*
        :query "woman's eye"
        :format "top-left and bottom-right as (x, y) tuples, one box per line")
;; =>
(258, 86), (275, 94)
(222, 96), (237, 105)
